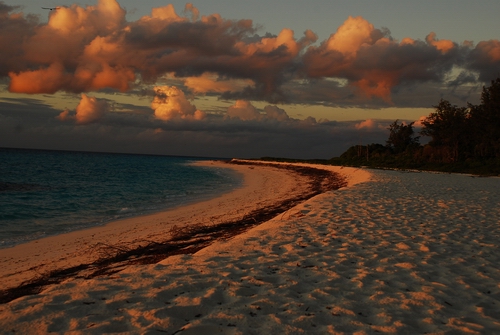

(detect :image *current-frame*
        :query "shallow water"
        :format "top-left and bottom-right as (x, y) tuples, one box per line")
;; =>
(0, 148), (241, 248)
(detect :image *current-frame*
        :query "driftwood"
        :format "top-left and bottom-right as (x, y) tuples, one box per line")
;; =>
(0, 161), (346, 304)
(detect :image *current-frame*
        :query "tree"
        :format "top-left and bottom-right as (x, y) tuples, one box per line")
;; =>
(386, 120), (420, 154)
(420, 99), (469, 162)
(469, 78), (500, 158)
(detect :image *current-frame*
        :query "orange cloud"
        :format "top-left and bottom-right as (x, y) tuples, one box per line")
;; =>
(56, 109), (72, 122)
(353, 73), (398, 102)
(149, 4), (183, 21)
(2, 1), (500, 107)
(426, 32), (455, 53)
(151, 86), (206, 121)
(184, 73), (254, 94)
(475, 40), (500, 62)
(239, 28), (299, 55)
(48, 0), (125, 33)
(466, 40), (500, 82)
(326, 16), (379, 56)
(9, 60), (134, 94)
(400, 37), (416, 46)
(226, 100), (261, 121)
(303, 16), (399, 101)
(8, 0), (134, 93)
(414, 115), (428, 128)
(57, 93), (109, 124)
(9, 63), (69, 94)
(355, 119), (376, 129)
(4, 0), (317, 100)
(303, 16), (472, 102)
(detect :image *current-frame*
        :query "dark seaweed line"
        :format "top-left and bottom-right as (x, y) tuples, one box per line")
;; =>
(0, 161), (346, 304)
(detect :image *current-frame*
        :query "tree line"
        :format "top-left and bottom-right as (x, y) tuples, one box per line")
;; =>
(332, 78), (500, 175)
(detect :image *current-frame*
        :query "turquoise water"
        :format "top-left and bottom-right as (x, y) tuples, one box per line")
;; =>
(0, 148), (241, 248)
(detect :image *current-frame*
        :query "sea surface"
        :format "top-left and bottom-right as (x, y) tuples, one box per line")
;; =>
(0, 148), (242, 249)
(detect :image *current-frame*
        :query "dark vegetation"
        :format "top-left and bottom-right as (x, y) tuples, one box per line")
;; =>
(0, 162), (346, 304)
(262, 78), (500, 176)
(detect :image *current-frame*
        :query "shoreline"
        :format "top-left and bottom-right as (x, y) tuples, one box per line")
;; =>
(0, 160), (357, 297)
(0, 159), (243, 251)
(1, 164), (499, 333)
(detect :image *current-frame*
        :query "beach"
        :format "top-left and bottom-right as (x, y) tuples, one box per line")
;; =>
(1, 161), (500, 334)
(0, 160), (343, 291)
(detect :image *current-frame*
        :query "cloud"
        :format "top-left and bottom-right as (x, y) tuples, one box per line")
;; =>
(2, 0), (315, 102)
(7, 0), (133, 93)
(325, 15), (377, 56)
(226, 100), (261, 121)
(466, 40), (500, 82)
(355, 119), (376, 130)
(302, 16), (469, 102)
(0, 3), (38, 76)
(2, 96), (396, 158)
(9, 63), (69, 94)
(263, 105), (290, 121)
(183, 73), (254, 94)
(0, 1), (499, 108)
(413, 115), (428, 128)
(354, 119), (393, 131)
(225, 101), (292, 122)
(183, 3), (199, 22)
(57, 94), (110, 124)
(425, 32), (456, 53)
(151, 86), (206, 121)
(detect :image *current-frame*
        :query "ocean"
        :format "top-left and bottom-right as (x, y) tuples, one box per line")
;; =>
(0, 148), (242, 249)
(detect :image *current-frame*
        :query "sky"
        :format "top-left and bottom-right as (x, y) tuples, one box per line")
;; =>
(1, 0), (499, 159)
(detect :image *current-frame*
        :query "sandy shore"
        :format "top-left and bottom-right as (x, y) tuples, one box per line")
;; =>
(0, 160), (343, 291)
(1, 163), (500, 334)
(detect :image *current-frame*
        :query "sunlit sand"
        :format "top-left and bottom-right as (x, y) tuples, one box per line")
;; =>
(1, 161), (499, 334)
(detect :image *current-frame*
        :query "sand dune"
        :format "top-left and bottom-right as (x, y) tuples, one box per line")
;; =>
(1, 163), (500, 334)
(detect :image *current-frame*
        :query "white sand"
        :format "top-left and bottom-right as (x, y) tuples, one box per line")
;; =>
(0, 160), (318, 290)
(1, 163), (500, 334)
